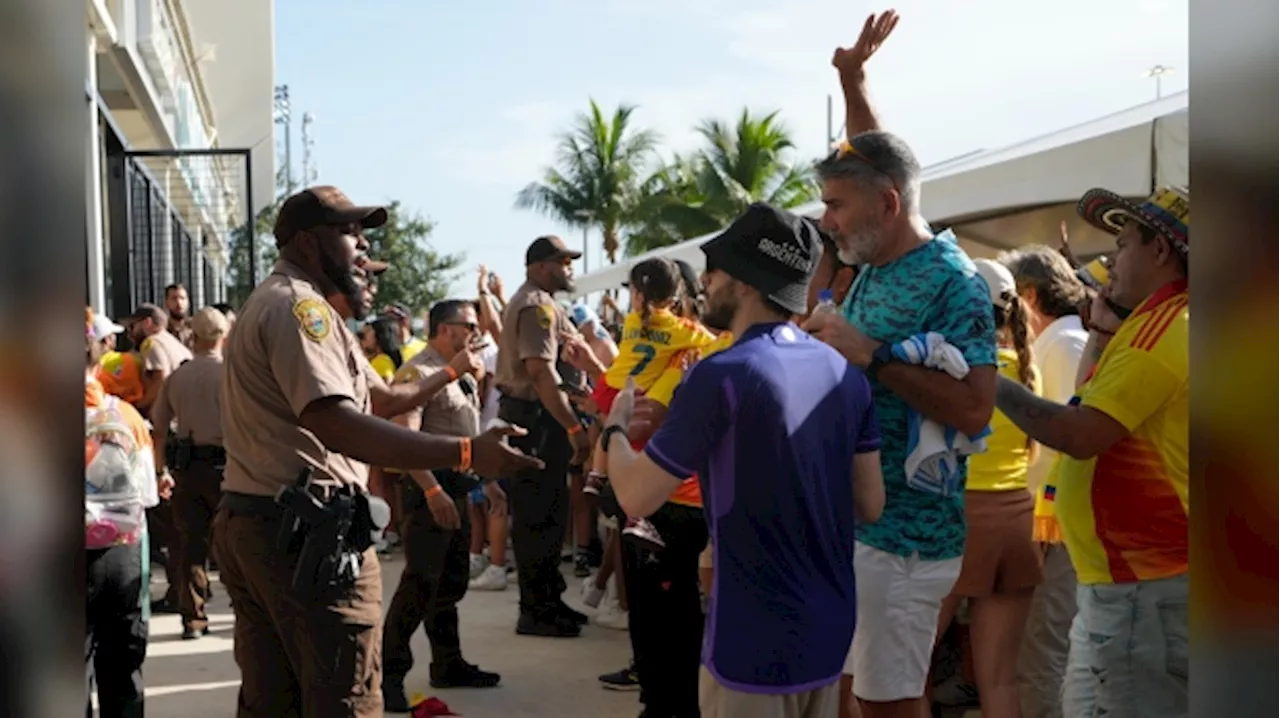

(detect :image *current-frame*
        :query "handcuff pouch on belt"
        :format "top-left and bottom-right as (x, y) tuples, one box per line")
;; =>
(273, 467), (390, 598)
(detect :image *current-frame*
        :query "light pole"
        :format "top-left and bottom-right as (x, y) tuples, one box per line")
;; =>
(273, 85), (293, 192)
(1144, 65), (1173, 101)
(574, 209), (594, 274)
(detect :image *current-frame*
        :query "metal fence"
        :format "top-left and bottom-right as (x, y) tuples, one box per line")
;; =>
(105, 147), (252, 316)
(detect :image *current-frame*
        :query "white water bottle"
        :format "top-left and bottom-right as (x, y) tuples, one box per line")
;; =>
(813, 289), (839, 315)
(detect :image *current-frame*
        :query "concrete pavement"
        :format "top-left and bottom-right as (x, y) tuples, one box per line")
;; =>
(141, 555), (640, 717)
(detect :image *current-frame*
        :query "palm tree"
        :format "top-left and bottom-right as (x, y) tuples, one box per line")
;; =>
(624, 109), (819, 256)
(515, 100), (659, 264)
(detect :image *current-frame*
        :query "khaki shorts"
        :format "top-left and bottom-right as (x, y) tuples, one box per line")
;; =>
(699, 667), (840, 718)
(951, 489), (1044, 597)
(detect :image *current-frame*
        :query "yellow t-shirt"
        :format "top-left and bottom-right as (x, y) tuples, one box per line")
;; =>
(966, 347), (1038, 492)
(646, 331), (734, 407)
(369, 353), (397, 382)
(604, 309), (715, 391)
(1055, 281), (1188, 585)
(402, 337), (427, 363)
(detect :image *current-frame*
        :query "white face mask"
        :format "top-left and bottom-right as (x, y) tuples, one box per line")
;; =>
(346, 318), (362, 334)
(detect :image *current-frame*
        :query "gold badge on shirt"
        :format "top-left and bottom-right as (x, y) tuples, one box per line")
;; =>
(536, 304), (554, 330)
(292, 298), (331, 342)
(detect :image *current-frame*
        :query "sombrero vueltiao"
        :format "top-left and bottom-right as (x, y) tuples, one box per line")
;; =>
(1077, 186), (1190, 255)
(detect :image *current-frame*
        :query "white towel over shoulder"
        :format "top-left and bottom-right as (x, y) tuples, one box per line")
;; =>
(890, 332), (990, 497)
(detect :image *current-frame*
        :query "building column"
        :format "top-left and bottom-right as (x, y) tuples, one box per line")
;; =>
(193, 228), (206, 306)
(86, 28), (107, 313)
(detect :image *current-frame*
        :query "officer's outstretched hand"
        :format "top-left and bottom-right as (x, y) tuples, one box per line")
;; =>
(472, 424), (544, 478)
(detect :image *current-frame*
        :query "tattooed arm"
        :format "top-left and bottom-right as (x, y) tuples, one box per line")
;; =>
(995, 376), (1129, 460)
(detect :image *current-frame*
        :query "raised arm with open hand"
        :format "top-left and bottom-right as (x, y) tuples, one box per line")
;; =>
(831, 10), (900, 137)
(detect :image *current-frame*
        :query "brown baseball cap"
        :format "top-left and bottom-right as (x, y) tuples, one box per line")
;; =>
(129, 303), (166, 324)
(273, 186), (389, 247)
(357, 257), (390, 276)
(526, 235), (582, 266)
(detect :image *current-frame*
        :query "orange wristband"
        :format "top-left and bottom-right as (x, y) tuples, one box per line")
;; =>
(424, 484), (444, 498)
(443, 365), (460, 382)
(566, 423), (584, 436)
(457, 437), (473, 472)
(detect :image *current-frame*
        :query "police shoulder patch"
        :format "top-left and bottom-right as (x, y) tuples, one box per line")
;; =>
(292, 298), (331, 342)
(535, 304), (554, 330)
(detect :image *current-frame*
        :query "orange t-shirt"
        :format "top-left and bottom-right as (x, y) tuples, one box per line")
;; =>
(97, 351), (145, 405)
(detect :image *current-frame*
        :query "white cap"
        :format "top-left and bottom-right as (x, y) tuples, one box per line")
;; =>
(973, 258), (1017, 310)
(89, 314), (125, 341)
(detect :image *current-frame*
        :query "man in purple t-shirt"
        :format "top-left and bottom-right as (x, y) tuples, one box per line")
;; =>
(600, 203), (885, 717)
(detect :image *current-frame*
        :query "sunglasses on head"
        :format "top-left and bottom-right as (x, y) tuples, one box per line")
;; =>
(833, 140), (900, 192)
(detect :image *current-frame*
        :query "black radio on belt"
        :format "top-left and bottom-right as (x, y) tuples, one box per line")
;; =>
(274, 467), (385, 597)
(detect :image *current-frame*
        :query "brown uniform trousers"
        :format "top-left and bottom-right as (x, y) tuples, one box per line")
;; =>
(212, 505), (383, 718)
(172, 452), (224, 631)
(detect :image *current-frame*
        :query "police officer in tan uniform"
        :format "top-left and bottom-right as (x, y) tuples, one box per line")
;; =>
(381, 299), (503, 711)
(495, 236), (594, 638)
(150, 306), (229, 640)
(131, 301), (191, 612)
(214, 186), (540, 718)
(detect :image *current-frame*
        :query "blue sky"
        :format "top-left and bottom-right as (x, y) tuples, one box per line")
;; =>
(275, 0), (1188, 301)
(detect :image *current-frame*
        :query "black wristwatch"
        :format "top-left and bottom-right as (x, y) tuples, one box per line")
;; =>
(866, 343), (894, 380)
(600, 424), (629, 454)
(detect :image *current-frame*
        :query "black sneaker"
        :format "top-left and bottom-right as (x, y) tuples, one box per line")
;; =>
(383, 677), (412, 713)
(181, 625), (211, 640)
(557, 601), (590, 626)
(516, 613), (581, 638)
(573, 551), (592, 578)
(599, 664), (640, 691)
(430, 660), (501, 689)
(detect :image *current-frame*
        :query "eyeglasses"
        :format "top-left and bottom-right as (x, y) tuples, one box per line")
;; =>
(832, 140), (900, 192)
(443, 321), (480, 332)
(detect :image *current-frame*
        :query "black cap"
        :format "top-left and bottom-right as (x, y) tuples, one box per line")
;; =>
(273, 186), (389, 247)
(700, 203), (821, 316)
(526, 235), (582, 265)
(129, 303), (166, 324)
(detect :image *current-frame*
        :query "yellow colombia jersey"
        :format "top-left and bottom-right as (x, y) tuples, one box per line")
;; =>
(369, 354), (397, 382)
(646, 330), (734, 407)
(402, 336), (427, 363)
(1055, 280), (1189, 585)
(966, 347), (1039, 492)
(604, 309), (715, 391)
(370, 338), (427, 382)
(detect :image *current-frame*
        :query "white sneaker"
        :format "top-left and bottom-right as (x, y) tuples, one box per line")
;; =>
(469, 564), (507, 591)
(593, 600), (628, 631)
(469, 553), (487, 579)
(581, 579), (605, 608)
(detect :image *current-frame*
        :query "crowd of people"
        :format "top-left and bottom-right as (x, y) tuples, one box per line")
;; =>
(83, 10), (1189, 718)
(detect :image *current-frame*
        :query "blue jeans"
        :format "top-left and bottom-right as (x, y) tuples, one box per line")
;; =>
(1063, 574), (1188, 718)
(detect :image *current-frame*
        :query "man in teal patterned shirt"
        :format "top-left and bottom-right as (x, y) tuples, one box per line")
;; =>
(805, 128), (997, 718)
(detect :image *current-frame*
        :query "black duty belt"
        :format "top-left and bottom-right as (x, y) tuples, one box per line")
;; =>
(191, 445), (226, 463)
(220, 492), (283, 519)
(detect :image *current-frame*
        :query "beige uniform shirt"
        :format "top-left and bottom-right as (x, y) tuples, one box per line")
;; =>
(391, 345), (481, 439)
(140, 329), (193, 376)
(494, 281), (575, 401)
(151, 352), (224, 446)
(221, 260), (372, 497)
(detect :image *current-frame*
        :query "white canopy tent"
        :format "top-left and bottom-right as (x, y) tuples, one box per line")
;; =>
(567, 91), (1188, 299)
